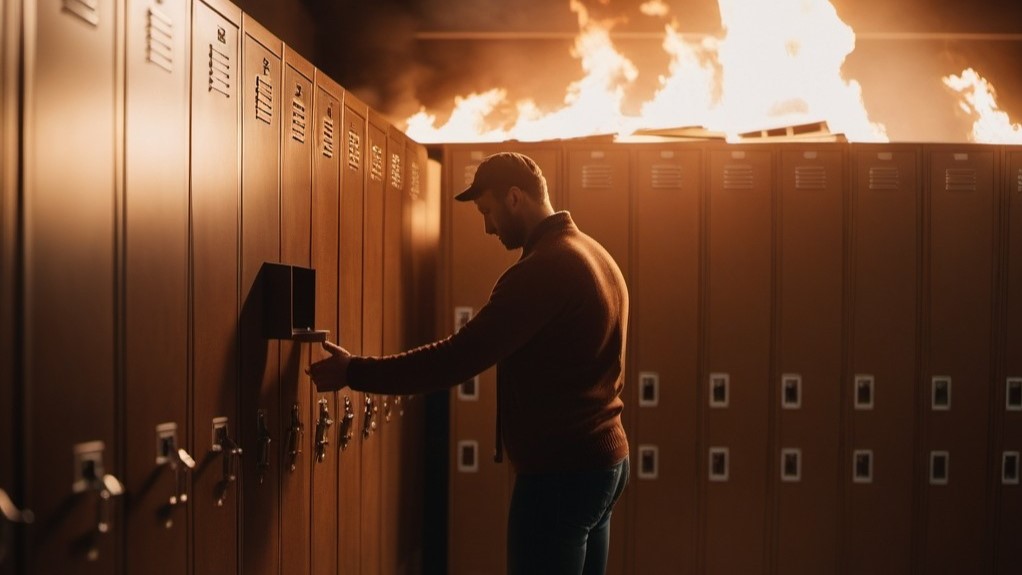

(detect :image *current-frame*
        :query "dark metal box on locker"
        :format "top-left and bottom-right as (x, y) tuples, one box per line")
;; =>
(238, 16), (281, 575)
(189, 0), (241, 571)
(122, 0), (192, 572)
(773, 145), (845, 575)
(630, 144), (702, 575)
(22, 0), (120, 570)
(310, 68), (342, 575)
(701, 144), (773, 575)
(279, 45), (315, 575)
(845, 144), (921, 575)
(337, 88), (367, 575)
(921, 145), (997, 573)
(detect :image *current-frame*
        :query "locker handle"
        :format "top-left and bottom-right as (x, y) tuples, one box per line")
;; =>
(214, 426), (242, 507)
(314, 398), (333, 463)
(256, 410), (272, 484)
(287, 403), (304, 471)
(0, 488), (33, 566)
(339, 395), (355, 451)
(362, 395), (377, 439)
(158, 433), (195, 528)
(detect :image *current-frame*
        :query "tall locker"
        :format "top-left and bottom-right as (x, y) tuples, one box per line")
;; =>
(921, 145), (997, 573)
(773, 146), (845, 574)
(630, 146), (701, 575)
(122, 0), (191, 572)
(22, 0), (121, 570)
(362, 109), (388, 575)
(998, 148), (1022, 574)
(238, 17), (281, 575)
(564, 144), (631, 575)
(337, 89), (367, 575)
(310, 69), (342, 575)
(279, 45), (315, 575)
(189, 0), (241, 572)
(845, 145), (920, 574)
(701, 146), (773, 575)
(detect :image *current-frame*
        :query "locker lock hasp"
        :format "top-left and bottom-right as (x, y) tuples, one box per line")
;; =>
(260, 262), (329, 342)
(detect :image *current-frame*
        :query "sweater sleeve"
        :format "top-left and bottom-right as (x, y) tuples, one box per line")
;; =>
(346, 253), (561, 395)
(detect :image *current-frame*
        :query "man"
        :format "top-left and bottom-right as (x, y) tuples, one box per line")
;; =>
(308, 151), (629, 575)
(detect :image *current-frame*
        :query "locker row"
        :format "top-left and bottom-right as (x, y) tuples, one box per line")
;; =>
(1, 0), (438, 574)
(438, 142), (1021, 575)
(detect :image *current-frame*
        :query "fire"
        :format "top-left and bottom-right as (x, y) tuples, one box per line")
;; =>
(943, 68), (1022, 144)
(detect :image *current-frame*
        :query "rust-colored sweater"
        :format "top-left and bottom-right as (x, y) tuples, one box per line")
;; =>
(347, 211), (629, 473)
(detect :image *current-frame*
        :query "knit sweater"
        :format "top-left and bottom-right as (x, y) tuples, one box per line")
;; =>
(347, 211), (629, 473)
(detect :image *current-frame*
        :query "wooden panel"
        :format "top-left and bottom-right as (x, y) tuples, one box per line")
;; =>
(631, 146), (701, 575)
(922, 146), (997, 573)
(190, 1), (241, 572)
(845, 145), (920, 574)
(279, 45), (314, 575)
(22, 0), (118, 570)
(310, 70), (341, 575)
(239, 17), (281, 575)
(337, 91), (367, 575)
(122, 0), (191, 572)
(774, 147), (845, 574)
(702, 146), (773, 575)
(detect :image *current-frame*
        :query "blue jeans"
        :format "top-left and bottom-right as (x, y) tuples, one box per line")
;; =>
(507, 457), (630, 575)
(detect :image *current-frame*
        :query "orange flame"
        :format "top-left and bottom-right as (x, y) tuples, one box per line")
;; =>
(943, 68), (1022, 144)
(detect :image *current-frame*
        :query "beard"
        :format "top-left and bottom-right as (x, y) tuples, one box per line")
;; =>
(497, 217), (527, 250)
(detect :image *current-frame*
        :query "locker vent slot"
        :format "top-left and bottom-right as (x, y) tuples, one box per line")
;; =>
(322, 114), (335, 158)
(291, 97), (307, 143)
(945, 168), (976, 192)
(347, 131), (361, 171)
(410, 162), (421, 198)
(1016, 168), (1021, 193)
(868, 166), (900, 190)
(650, 164), (683, 190)
(208, 44), (232, 98)
(390, 153), (402, 189)
(62, 0), (99, 26)
(370, 144), (384, 182)
(581, 164), (613, 189)
(795, 165), (826, 190)
(255, 76), (273, 125)
(146, 7), (174, 72)
(723, 164), (754, 190)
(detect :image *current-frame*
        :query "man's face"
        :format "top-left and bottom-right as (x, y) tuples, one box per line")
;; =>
(474, 188), (527, 250)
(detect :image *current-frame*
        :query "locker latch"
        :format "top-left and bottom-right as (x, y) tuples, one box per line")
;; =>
(256, 410), (272, 484)
(314, 398), (333, 463)
(155, 423), (195, 528)
(362, 395), (378, 439)
(287, 403), (304, 471)
(211, 419), (242, 507)
(71, 441), (124, 561)
(0, 488), (33, 565)
(339, 395), (355, 451)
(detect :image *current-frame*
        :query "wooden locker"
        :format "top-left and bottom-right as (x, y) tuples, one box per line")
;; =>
(997, 148), (1022, 574)
(310, 69), (342, 575)
(630, 146), (701, 575)
(279, 45), (315, 575)
(337, 89), (367, 575)
(774, 146), (845, 574)
(564, 145), (631, 575)
(239, 16), (281, 575)
(122, 0), (191, 572)
(701, 146), (773, 575)
(845, 145), (921, 574)
(22, 0), (121, 570)
(362, 109), (388, 575)
(189, 0), (241, 572)
(921, 145), (997, 573)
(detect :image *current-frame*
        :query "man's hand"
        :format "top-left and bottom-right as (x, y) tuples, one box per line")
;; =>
(307, 341), (352, 393)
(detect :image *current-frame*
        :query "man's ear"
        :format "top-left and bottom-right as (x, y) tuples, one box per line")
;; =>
(506, 186), (522, 209)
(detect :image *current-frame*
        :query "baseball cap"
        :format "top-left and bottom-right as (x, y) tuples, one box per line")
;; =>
(455, 152), (543, 202)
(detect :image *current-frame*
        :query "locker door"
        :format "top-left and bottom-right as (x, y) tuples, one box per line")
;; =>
(22, 0), (120, 570)
(310, 69), (341, 575)
(279, 46), (314, 575)
(239, 15), (281, 575)
(774, 146), (845, 575)
(564, 145), (631, 575)
(846, 145), (920, 575)
(122, 0), (191, 572)
(702, 146), (773, 575)
(337, 90), (367, 575)
(999, 149), (1022, 574)
(189, 1), (241, 572)
(362, 109), (387, 575)
(922, 146), (997, 573)
(631, 146), (701, 575)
